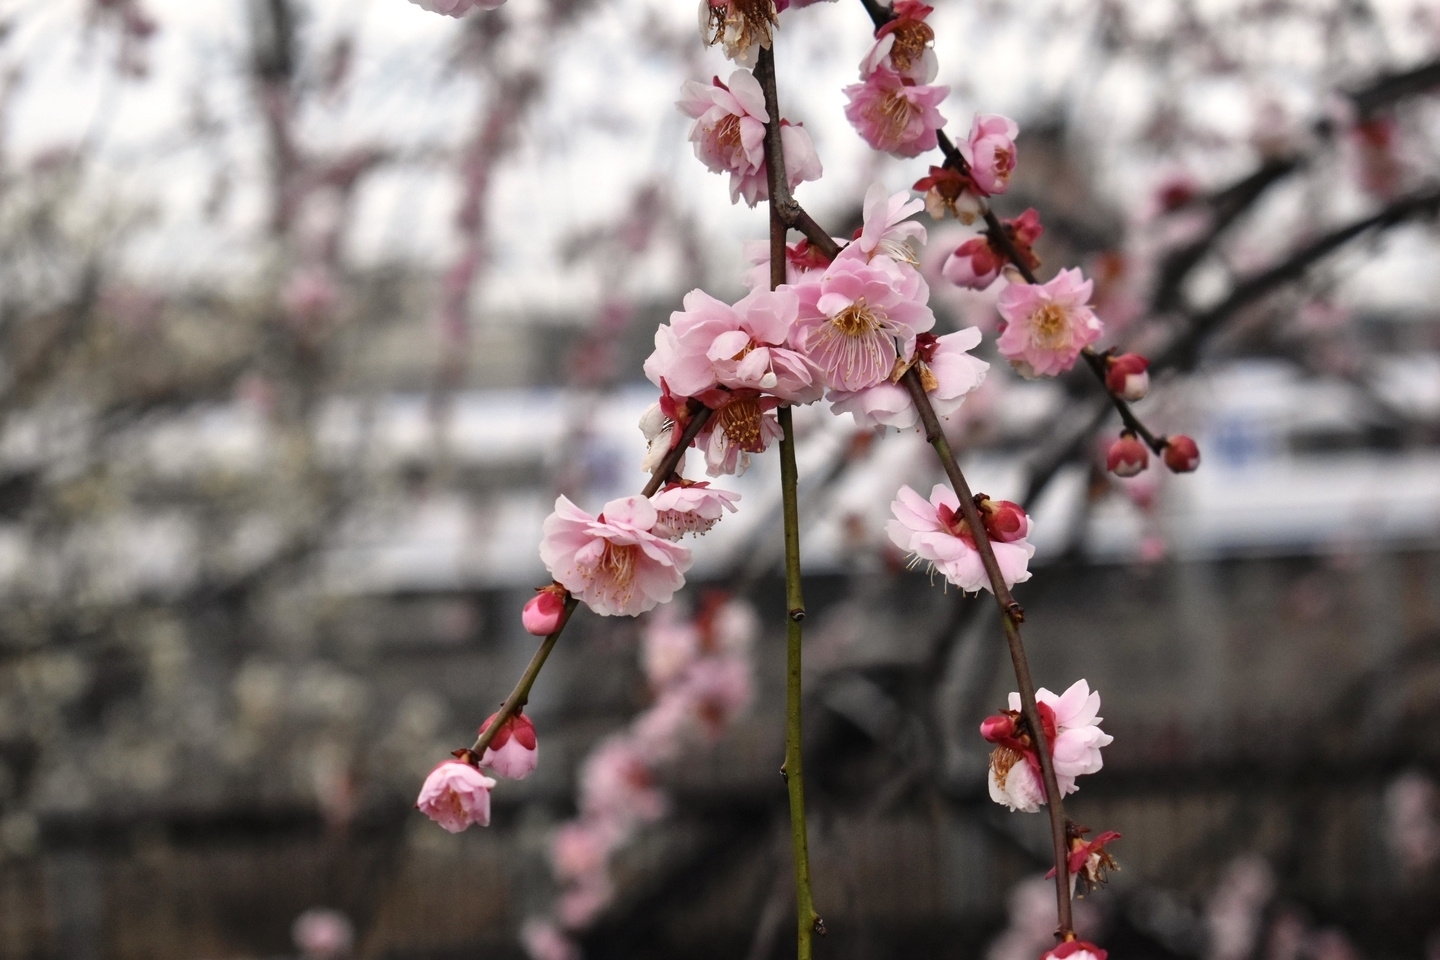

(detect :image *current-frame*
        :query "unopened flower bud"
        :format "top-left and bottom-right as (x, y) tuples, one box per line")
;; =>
(980, 712), (1017, 742)
(1041, 942), (1108, 960)
(523, 585), (567, 636)
(1162, 434), (1201, 473)
(1106, 435), (1148, 477)
(480, 710), (539, 780)
(1104, 353), (1150, 401)
(979, 499), (1028, 543)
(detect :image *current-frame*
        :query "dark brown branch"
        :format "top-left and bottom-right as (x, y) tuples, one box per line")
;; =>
(899, 365), (1075, 937)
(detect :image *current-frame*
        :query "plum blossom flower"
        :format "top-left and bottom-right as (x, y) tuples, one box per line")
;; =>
(961, 113), (1019, 195)
(840, 182), (927, 266)
(293, 909), (353, 960)
(1048, 828), (1122, 894)
(650, 481), (741, 539)
(677, 71), (821, 206)
(829, 329), (988, 430)
(886, 484), (1033, 594)
(790, 255), (935, 392)
(643, 288), (822, 403)
(1163, 434), (1201, 473)
(942, 208), (1043, 291)
(539, 496), (692, 617)
(1042, 942), (1108, 960)
(700, 0), (777, 65)
(521, 920), (580, 960)
(860, 1), (937, 83)
(995, 268), (1104, 378)
(578, 737), (666, 825)
(479, 710), (539, 780)
(641, 606), (701, 688)
(693, 389), (783, 476)
(523, 585), (567, 636)
(843, 66), (948, 158)
(742, 236), (836, 289)
(416, 760), (496, 832)
(913, 166), (983, 222)
(1106, 434), (1148, 477)
(407, 0), (505, 16)
(980, 681), (1111, 812)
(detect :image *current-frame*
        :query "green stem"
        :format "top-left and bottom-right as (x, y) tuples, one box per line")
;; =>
(778, 404), (819, 956)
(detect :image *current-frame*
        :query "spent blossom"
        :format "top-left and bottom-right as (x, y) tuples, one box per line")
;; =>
(480, 710), (539, 780)
(1048, 829), (1122, 895)
(886, 484), (1034, 594)
(961, 113), (1019, 195)
(942, 209), (1043, 291)
(843, 65), (948, 159)
(829, 329), (988, 430)
(995, 268), (1104, 378)
(790, 254), (935, 392)
(650, 480), (741, 539)
(700, 0), (777, 66)
(415, 760), (496, 832)
(677, 71), (820, 206)
(914, 165), (983, 223)
(860, 1), (937, 83)
(539, 496), (692, 616)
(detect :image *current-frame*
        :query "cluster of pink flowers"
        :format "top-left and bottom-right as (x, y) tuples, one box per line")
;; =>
(529, 595), (757, 954)
(415, 709), (541, 832)
(980, 679), (1113, 812)
(843, 3), (948, 157)
(677, 71), (821, 207)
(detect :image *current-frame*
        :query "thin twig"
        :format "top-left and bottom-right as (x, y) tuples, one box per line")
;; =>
(900, 366), (1075, 938)
(757, 43), (823, 958)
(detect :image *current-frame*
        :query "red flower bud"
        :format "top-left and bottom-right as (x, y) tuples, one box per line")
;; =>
(1162, 434), (1201, 473)
(980, 499), (1028, 543)
(980, 713), (1017, 743)
(523, 585), (567, 636)
(1104, 353), (1150, 402)
(1106, 435), (1148, 477)
(1042, 941), (1108, 960)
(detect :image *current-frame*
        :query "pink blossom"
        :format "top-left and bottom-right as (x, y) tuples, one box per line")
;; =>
(843, 66), (948, 159)
(961, 114), (1019, 196)
(829, 329), (988, 430)
(942, 209), (1042, 291)
(539, 496), (692, 617)
(1007, 679), (1112, 793)
(550, 821), (616, 882)
(650, 481), (741, 539)
(281, 267), (339, 324)
(1106, 435), (1148, 477)
(790, 255), (936, 392)
(407, 0), (505, 16)
(292, 909), (353, 960)
(1163, 434), (1201, 473)
(644, 288), (822, 403)
(995, 268), (1103, 378)
(1105, 353), (1150, 400)
(557, 874), (614, 929)
(578, 737), (666, 825)
(989, 755), (1046, 812)
(840, 182), (927, 266)
(680, 655), (753, 736)
(885, 484), (1034, 593)
(692, 390), (784, 477)
(677, 72), (820, 207)
(641, 606), (701, 688)
(521, 920), (579, 960)
(523, 586), (567, 636)
(415, 760), (495, 832)
(1042, 942), (1108, 960)
(479, 710), (539, 780)
(860, 1), (937, 84)
(742, 237), (835, 289)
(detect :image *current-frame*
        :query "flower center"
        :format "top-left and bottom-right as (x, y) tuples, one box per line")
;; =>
(717, 396), (766, 452)
(831, 297), (880, 337)
(872, 89), (918, 143)
(1032, 303), (1072, 350)
(597, 540), (637, 588)
(989, 744), (1023, 790)
(715, 113), (744, 153)
(887, 20), (933, 71)
(730, 338), (757, 361)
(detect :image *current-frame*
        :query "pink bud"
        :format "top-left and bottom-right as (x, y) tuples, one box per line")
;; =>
(980, 499), (1028, 543)
(980, 713), (1016, 743)
(1104, 353), (1150, 402)
(1163, 434), (1201, 473)
(1042, 941), (1108, 960)
(1106, 436), (1148, 477)
(479, 711), (539, 780)
(523, 587), (566, 636)
(415, 760), (495, 832)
